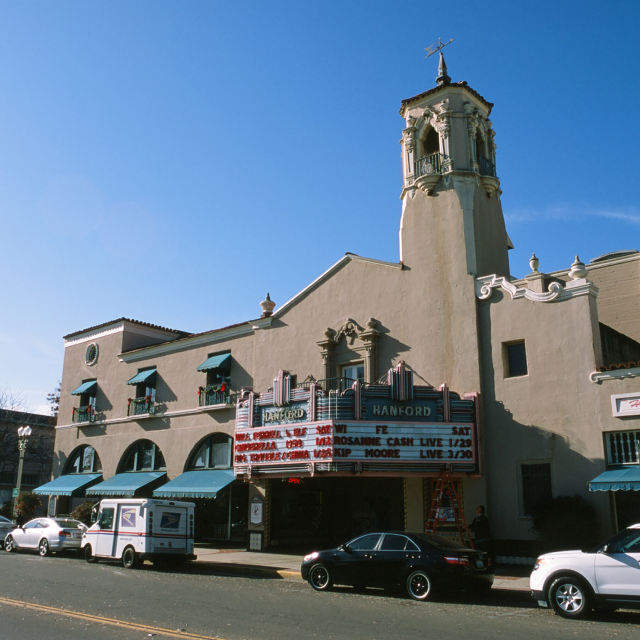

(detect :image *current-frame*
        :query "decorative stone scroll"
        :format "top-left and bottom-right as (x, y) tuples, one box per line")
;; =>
(476, 274), (598, 303)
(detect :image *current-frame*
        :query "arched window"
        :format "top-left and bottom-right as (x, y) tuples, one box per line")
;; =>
(64, 445), (102, 474)
(422, 127), (440, 156)
(474, 129), (486, 162)
(119, 439), (166, 473)
(188, 434), (232, 470)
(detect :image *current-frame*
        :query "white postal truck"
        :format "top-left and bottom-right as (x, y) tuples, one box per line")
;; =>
(81, 499), (197, 568)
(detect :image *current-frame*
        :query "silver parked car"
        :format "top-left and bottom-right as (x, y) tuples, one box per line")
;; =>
(4, 517), (86, 556)
(0, 515), (16, 548)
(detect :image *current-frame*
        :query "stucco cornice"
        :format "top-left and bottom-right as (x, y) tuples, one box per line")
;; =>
(118, 322), (257, 362)
(476, 275), (598, 303)
(55, 401), (235, 430)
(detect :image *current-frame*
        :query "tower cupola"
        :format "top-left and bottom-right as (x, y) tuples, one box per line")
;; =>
(398, 56), (510, 279)
(399, 54), (499, 199)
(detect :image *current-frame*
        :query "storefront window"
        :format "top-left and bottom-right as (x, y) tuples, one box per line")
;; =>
(120, 440), (166, 472)
(188, 434), (232, 470)
(64, 445), (102, 474)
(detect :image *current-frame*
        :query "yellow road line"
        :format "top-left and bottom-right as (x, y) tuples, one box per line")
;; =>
(0, 596), (223, 640)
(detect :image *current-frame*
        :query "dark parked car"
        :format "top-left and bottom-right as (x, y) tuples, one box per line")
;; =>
(301, 531), (493, 600)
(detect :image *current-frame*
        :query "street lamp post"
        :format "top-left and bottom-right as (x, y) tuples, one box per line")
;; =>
(13, 425), (32, 519)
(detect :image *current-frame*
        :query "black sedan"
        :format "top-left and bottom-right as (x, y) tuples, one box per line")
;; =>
(300, 531), (493, 600)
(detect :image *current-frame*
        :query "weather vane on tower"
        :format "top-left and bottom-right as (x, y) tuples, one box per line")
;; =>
(424, 37), (455, 58)
(424, 37), (455, 86)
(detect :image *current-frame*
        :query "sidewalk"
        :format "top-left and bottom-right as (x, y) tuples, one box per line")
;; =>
(191, 545), (531, 592)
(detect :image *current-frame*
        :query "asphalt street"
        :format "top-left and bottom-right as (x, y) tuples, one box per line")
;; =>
(0, 551), (639, 640)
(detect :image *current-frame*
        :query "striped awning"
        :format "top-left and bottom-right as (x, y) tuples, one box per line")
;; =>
(71, 380), (97, 396)
(33, 473), (102, 496)
(87, 472), (166, 496)
(197, 354), (231, 373)
(153, 469), (234, 499)
(126, 369), (157, 386)
(589, 467), (640, 491)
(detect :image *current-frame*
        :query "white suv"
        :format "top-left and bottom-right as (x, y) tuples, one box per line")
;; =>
(530, 523), (640, 619)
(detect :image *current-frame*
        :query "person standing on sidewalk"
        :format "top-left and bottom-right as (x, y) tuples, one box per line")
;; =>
(469, 505), (491, 554)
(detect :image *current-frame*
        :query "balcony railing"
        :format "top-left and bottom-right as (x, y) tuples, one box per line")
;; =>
(414, 152), (443, 177)
(607, 430), (640, 465)
(478, 154), (496, 177)
(296, 377), (359, 393)
(128, 396), (153, 416)
(198, 385), (232, 407)
(72, 405), (94, 424)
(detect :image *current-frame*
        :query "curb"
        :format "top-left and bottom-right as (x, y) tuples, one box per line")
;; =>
(189, 561), (302, 581)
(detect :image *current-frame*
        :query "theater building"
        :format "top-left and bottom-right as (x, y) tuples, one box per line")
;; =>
(42, 55), (640, 556)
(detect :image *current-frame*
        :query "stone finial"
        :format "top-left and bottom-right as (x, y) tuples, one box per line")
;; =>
(260, 293), (276, 318)
(568, 256), (588, 280)
(436, 51), (451, 86)
(529, 253), (540, 273)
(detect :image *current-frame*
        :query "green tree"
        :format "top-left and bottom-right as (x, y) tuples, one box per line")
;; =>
(14, 491), (42, 521)
(70, 500), (97, 526)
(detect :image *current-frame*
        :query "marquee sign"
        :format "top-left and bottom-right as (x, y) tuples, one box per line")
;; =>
(234, 364), (480, 478)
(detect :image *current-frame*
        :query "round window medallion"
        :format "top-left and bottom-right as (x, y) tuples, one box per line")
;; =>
(85, 343), (99, 366)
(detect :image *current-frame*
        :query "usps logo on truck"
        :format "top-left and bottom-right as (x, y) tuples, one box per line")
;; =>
(160, 512), (181, 530)
(120, 508), (137, 528)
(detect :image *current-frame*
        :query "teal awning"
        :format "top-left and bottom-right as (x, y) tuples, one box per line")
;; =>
(87, 471), (166, 496)
(33, 473), (102, 496)
(71, 380), (97, 396)
(197, 353), (231, 373)
(589, 467), (640, 491)
(153, 469), (235, 499)
(126, 369), (157, 386)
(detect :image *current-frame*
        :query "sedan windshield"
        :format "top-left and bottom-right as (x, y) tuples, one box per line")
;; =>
(0, 516), (12, 523)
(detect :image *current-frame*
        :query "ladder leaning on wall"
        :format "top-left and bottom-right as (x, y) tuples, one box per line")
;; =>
(425, 467), (475, 549)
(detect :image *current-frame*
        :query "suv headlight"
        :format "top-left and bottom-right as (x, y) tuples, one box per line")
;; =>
(533, 558), (546, 571)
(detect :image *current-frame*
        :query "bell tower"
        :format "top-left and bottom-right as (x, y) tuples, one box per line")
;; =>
(399, 53), (511, 279)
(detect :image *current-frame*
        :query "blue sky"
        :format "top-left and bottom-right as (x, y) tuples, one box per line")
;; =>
(1, 1), (639, 414)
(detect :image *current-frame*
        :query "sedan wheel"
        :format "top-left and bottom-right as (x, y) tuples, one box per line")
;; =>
(548, 576), (591, 619)
(308, 563), (333, 591)
(4, 535), (15, 553)
(38, 538), (51, 557)
(406, 570), (433, 601)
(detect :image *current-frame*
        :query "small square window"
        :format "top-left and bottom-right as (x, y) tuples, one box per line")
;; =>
(504, 341), (528, 378)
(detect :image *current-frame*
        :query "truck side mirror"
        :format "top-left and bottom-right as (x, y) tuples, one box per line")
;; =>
(91, 506), (99, 524)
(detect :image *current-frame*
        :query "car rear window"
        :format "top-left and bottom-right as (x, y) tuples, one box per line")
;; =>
(380, 534), (412, 551)
(54, 519), (83, 529)
(412, 533), (470, 551)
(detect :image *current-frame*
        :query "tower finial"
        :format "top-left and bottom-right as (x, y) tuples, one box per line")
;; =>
(436, 51), (451, 86)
